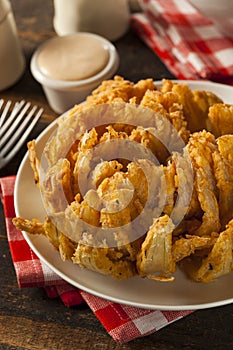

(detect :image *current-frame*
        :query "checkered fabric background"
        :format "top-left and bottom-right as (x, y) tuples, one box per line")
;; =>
(131, 0), (233, 84)
(0, 176), (193, 343)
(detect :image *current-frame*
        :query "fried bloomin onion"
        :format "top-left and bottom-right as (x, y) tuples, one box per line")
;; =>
(13, 77), (233, 283)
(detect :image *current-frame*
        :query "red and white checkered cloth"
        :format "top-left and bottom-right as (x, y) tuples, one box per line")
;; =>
(0, 176), (193, 343)
(131, 0), (233, 84)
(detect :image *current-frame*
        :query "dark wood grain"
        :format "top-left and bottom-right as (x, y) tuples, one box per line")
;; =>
(0, 1), (233, 349)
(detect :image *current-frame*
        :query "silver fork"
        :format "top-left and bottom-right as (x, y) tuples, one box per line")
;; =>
(0, 99), (43, 169)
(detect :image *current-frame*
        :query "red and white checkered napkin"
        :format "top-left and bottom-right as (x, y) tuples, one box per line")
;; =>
(131, 0), (233, 84)
(0, 176), (193, 343)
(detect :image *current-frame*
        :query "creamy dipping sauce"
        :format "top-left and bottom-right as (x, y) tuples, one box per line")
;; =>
(37, 35), (109, 81)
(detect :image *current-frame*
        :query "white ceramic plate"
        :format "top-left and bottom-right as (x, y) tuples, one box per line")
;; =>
(14, 80), (233, 310)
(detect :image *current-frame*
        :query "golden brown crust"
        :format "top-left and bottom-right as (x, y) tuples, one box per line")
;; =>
(136, 215), (176, 281)
(12, 77), (233, 283)
(207, 104), (233, 137)
(27, 140), (40, 185)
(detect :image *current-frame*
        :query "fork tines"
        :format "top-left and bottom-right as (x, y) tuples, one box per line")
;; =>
(0, 99), (43, 169)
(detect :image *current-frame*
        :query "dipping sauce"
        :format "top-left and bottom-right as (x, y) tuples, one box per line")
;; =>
(37, 35), (110, 81)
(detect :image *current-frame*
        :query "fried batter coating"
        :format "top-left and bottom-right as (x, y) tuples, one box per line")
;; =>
(129, 125), (170, 163)
(171, 149), (194, 225)
(91, 160), (123, 188)
(180, 220), (233, 282)
(172, 234), (217, 263)
(162, 160), (176, 216)
(160, 79), (205, 132)
(72, 128), (99, 196)
(186, 131), (221, 235)
(217, 135), (233, 166)
(72, 241), (137, 279)
(132, 159), (167, 216)
(78, 128), (98, 151)
(97, 172), (137, 228)
(99, 125), (128, 143)
(86, 76), (133, 104)
(12, 217), (45, 235)
(160, 79), (222, 133)
(212, 150), (233, 227)
(86, 76), (156, 106)
(207, 104), (233, 137)
(136, 215), (176, 281)
(42, 158), (74, 212)
(27, 140), (40, 185)
(127, 161), (148, 206)
(140, 89), (190, 143)
(13, 217), (76, 261)
(70, 189), (101, 228)
(13, 77), (233, 283)
(131, 78), (156, 104)
(192, 90), (223, 116)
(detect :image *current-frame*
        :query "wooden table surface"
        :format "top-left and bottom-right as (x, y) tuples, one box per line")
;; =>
(0, 1), (232, 349)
